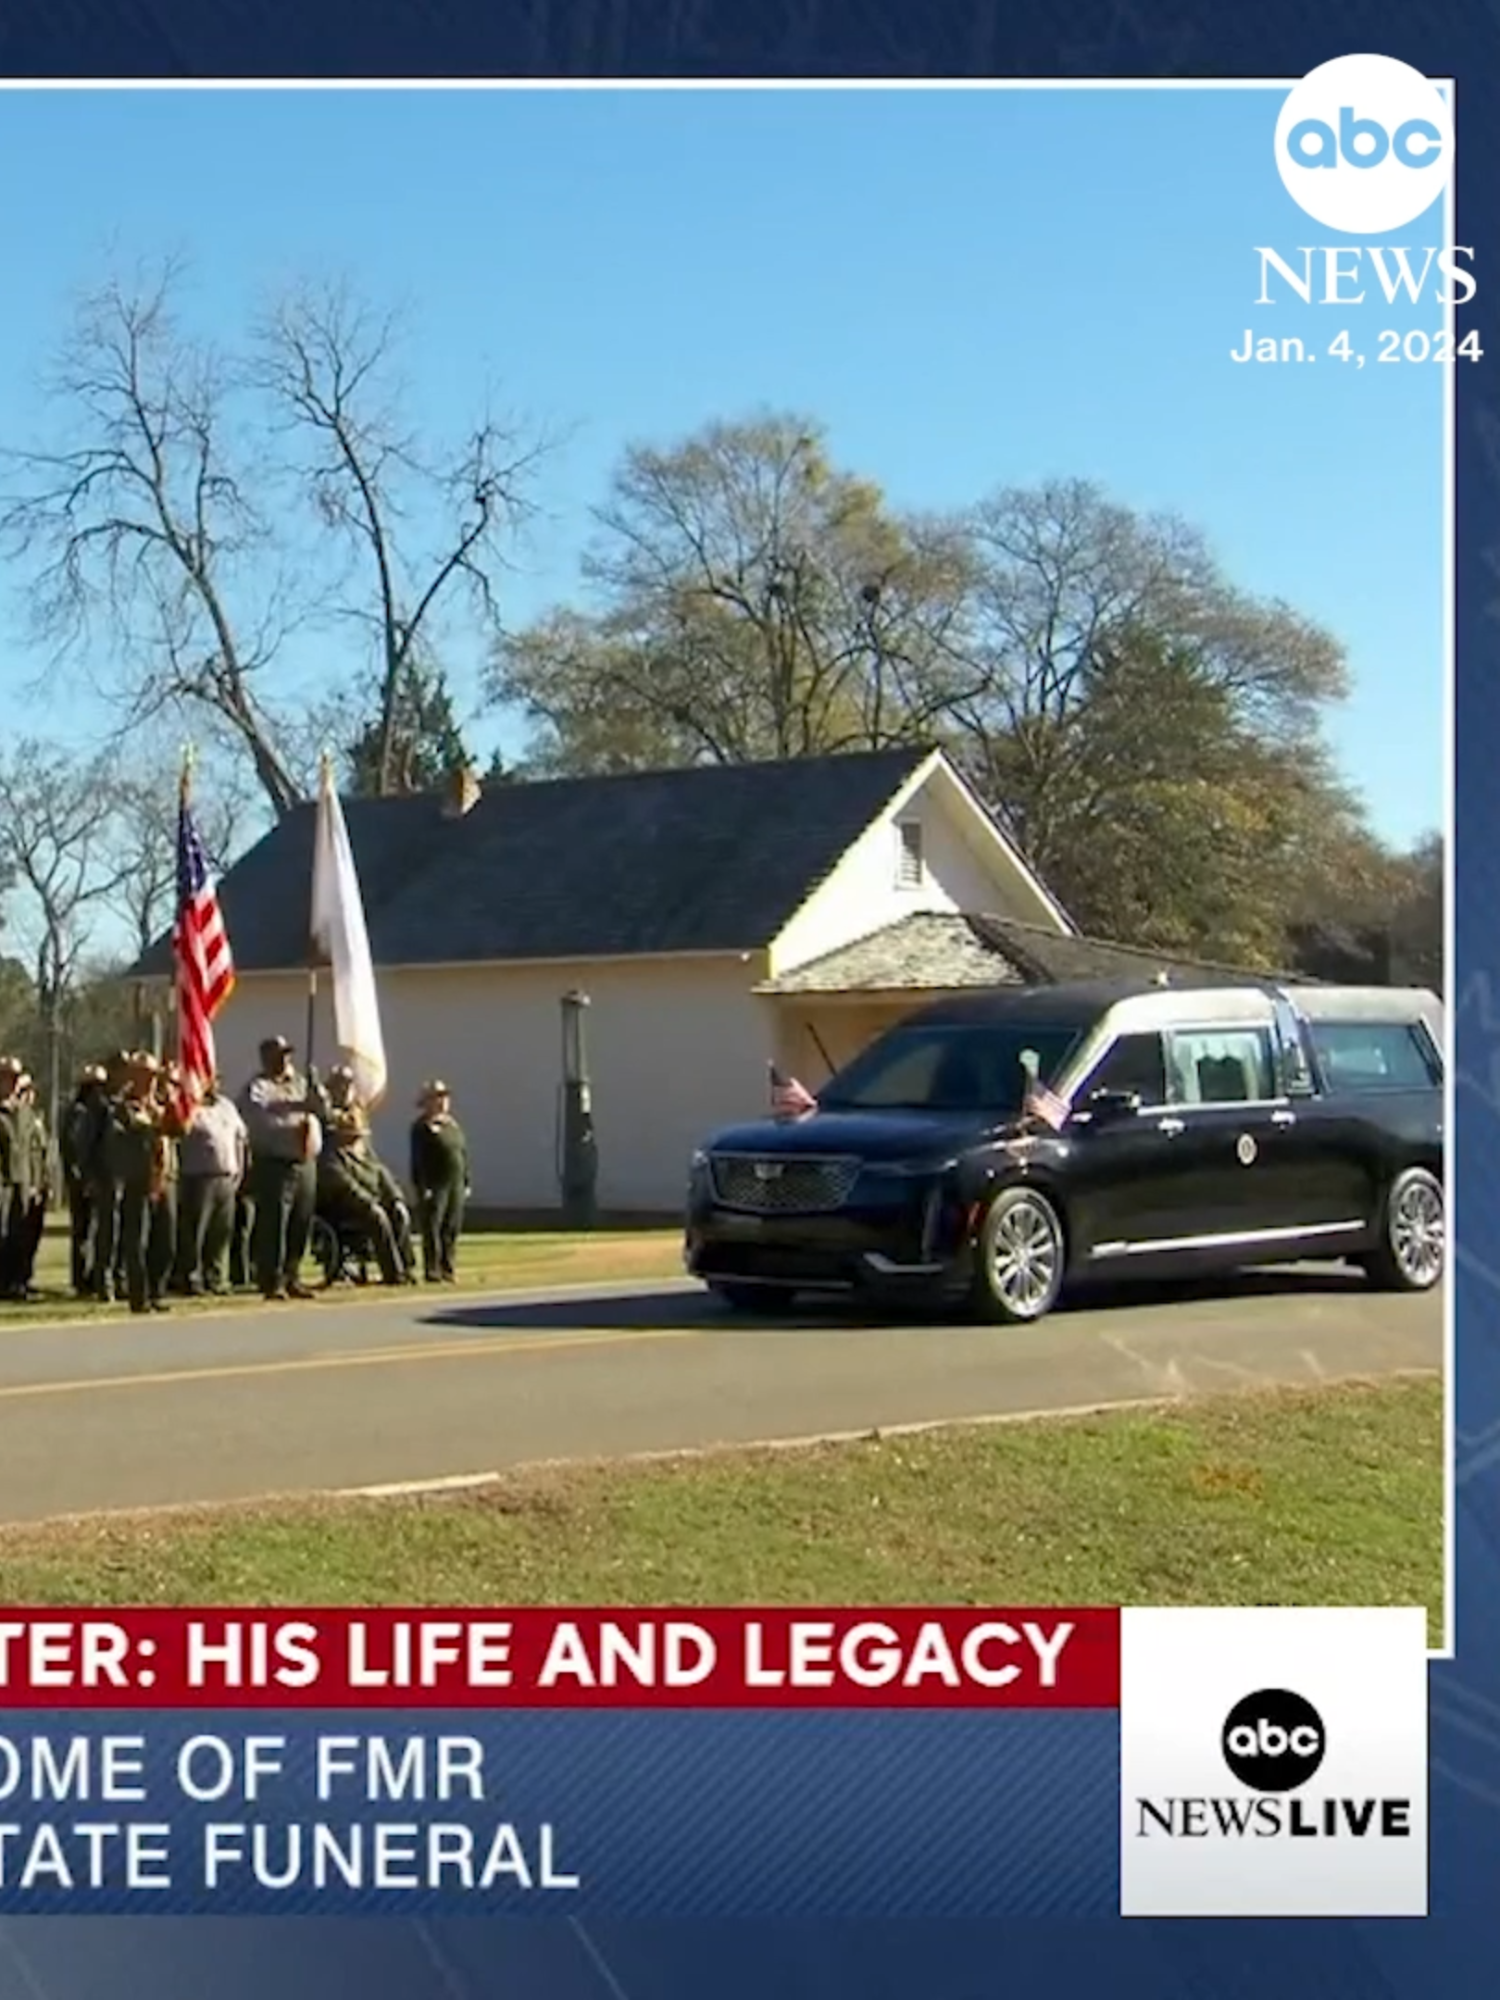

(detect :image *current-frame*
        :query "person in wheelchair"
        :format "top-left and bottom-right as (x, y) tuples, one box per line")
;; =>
(315, 1066), (417, 1286)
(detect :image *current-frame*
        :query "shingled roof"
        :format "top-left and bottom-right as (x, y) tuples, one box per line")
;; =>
(134, 747), (936, 977)
(759, 911), (1271, 994)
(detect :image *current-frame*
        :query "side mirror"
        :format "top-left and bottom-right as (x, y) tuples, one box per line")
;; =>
(1082, 1088), (1143, 1126)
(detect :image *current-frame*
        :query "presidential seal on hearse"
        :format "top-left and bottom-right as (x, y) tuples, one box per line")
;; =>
(683, 979), (1445, 1325)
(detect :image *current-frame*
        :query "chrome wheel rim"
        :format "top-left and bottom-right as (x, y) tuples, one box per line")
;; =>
(1391, 1177), (1443, 1287)
(989, 1197), (1061, 1317)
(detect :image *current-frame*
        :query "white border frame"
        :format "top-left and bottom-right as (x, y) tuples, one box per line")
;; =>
(0, 72), (1452, 1656)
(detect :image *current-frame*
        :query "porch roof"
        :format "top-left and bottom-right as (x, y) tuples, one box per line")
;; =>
(757, 911), (1261, 996)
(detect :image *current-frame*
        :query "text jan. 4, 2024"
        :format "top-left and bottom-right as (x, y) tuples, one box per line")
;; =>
(1230, 326), (1483, 367)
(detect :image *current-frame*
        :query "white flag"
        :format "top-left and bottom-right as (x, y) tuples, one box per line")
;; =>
(311, 757), (388, 1106)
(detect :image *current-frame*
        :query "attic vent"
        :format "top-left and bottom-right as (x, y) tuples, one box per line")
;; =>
(443, 764), (482, 818)
(895, 819), (924, 889)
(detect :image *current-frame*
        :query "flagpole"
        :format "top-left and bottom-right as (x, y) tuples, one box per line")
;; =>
(306, 749), (330, 1078)
(172, 744), (193, 1080)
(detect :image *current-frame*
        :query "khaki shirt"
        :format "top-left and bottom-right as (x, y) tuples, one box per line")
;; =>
(238, 1071), (322, 1163)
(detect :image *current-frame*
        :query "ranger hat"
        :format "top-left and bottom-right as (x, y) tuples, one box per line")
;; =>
(80, 1063), (107, 1084)
(419, 1078), (450, 1101)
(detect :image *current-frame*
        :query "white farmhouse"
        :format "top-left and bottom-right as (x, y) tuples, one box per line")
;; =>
(134, 747), (1227, 1215)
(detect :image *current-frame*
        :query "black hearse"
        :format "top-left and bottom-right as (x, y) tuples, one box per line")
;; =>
(684, 979), (1445, 1324)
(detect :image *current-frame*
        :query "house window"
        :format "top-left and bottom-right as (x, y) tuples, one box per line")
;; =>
(895, 820), (924, 889)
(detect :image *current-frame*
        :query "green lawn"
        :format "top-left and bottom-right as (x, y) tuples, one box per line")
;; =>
(0, 1219), (683, 1324)
(0, 1375), (1444, 1640)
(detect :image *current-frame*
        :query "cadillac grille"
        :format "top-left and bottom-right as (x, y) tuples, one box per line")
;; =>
(708, 1154), (861, 1214)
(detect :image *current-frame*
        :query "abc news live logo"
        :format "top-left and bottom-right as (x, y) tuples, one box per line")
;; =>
(1258, 53), (1473, 310)
(1135, 1689), (1414, 1843)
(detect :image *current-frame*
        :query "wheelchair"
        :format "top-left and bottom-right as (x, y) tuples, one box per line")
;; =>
(309, 1193), (417, 1289)
(308, 1209), (377, 1288)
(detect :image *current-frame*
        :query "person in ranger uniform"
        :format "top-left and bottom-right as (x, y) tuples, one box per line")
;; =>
(174, 1072), (248, 1295)
(237, 1036), (324, 1301)
(62, 1064), (108, 1298)
(317, 1065), (415, 1285)
(410, 1080), (469, 1283)
(86, 1051), (134, 1302)
(0, 1057), (30, 1299)
(15, 1074), (53, 1300)
(109, 1051), (187, 1315)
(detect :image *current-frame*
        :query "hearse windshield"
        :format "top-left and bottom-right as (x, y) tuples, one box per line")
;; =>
(818, 1023), (1081, 1114)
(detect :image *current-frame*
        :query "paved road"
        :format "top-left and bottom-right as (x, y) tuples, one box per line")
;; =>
(0, 1267), (1443, 1525)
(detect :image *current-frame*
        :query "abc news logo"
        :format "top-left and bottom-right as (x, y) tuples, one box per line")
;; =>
(1273, 55), (1452, 236)
(1134, 1689), (1415, 1842)
(1285, 106), (1442, 175)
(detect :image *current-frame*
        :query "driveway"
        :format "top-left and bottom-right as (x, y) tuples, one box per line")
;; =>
(0, 1266), (1443, 1524)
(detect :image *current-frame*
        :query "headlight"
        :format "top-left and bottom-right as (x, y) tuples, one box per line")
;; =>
(689, 1149), (709, 1170)
(862, 1158), (957, 1180)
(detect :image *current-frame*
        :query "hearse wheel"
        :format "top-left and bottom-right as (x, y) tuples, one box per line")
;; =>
(709, 1282), (801, 1316)
(973, 1186), (1066, 1325)
(1363, 1167), (1444, 1293)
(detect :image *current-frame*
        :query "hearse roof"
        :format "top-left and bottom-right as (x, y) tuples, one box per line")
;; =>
(908, 980), (1183, 1032)
(905, 979), (1443, 1040)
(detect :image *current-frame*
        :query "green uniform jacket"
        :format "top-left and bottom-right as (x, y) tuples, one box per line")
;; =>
(410, 1114), (469, 1193)
(105, 1097), (184, 1192)
(26, 1108), (52, 1202)
(320, 1102), (387, 1199)
(61, 1092), (96, 1184)
(0, 1101), (43, 1200)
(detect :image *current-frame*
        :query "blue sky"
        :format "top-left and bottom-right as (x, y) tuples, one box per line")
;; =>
(0, 85), (1446, 845)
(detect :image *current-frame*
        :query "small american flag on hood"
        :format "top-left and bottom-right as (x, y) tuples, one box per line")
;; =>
(769, 1062), (817, 1120)
(1023, 1078), (1070, 1131)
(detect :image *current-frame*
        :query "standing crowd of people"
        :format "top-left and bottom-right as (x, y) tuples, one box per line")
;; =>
(0, 1036), (470, 1314)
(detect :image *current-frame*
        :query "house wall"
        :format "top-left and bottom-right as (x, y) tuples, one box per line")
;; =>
(210, 955), (775, 1213)
(769, 763), (1060, 976)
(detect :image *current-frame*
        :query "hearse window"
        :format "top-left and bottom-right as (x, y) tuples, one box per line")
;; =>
(1085, 1033), (1166, 1104)
(819, 1023), (1079, 1114)
(1165, 1027), (1275, 1106)
(1308, 1021), (1441, 1093)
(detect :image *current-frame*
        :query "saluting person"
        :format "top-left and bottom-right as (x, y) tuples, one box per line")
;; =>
(108, 1052), (187, 1315)
(410, 1080), (469, 1284)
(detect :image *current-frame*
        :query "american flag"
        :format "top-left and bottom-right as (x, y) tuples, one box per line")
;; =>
(769, 1062), (817, 1120)
(173, 774), (235, 1115)
(1023, 1078), (1070, 1131)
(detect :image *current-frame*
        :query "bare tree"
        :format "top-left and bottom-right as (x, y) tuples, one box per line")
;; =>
(945, 479), (1349, 875)
(493, 414), (971, 773)
(258, 280), (542, 795)
(0, 263), (306, 817)
(0, 742), (133, 1128)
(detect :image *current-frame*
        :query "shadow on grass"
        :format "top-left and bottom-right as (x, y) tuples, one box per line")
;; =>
(417, 1261), (1397, 1335)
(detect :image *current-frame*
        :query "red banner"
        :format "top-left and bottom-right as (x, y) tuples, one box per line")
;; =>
(0, 1610), (1119, 1708)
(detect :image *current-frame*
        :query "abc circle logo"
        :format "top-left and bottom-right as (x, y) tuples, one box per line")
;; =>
(1221, 1689), (1326, 1792)
(1275, 54), (1452, 234)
